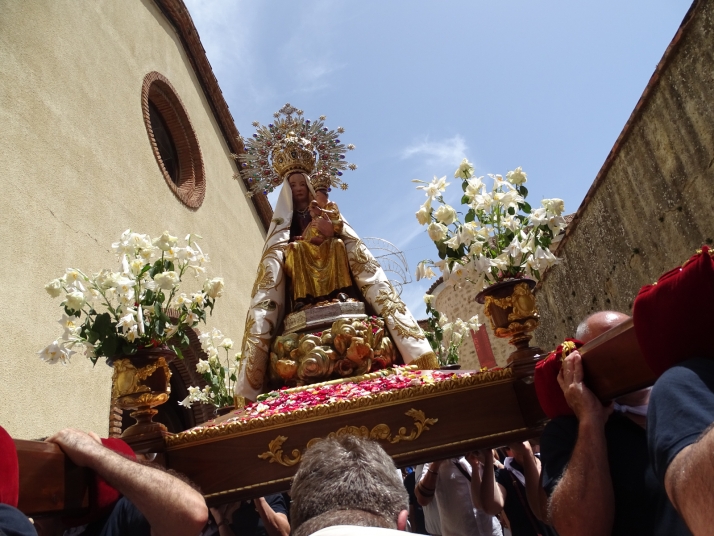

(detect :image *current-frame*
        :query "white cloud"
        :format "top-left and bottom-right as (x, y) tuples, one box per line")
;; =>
(401, 135), (468, 167)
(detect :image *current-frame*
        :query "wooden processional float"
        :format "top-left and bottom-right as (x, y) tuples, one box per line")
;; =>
(15, 311), (654, 515)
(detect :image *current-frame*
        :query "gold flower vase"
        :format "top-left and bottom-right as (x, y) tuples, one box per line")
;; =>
(110, 346), (175, 439)
(476, 279), (543, 374)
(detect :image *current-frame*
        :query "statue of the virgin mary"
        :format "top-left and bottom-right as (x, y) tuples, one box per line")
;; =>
(234, 104), (437, 403)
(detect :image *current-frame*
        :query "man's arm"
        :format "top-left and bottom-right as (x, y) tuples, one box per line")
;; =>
(47, 429), (208, 536)
(549, 351), (615, 536)
(468, 451), (505, 516)
(415, 461), (442, 506)
(254, 496), (290, 536)
(509, 442), (548, 522)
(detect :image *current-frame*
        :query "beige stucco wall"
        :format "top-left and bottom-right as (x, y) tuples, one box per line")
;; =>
(534, 0), (714, 350)
(432, 283), (512, 369)
(0, 0), (266, 439)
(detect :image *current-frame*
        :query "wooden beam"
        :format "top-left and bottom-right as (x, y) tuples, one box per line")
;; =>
(580, 318), (656, 400)
(15, 439), (90, 517)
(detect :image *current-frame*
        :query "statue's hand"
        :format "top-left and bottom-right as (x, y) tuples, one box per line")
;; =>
(314, 218), (334, 238)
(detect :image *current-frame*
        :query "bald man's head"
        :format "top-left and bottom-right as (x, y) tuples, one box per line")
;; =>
(575, 311), (630, 344)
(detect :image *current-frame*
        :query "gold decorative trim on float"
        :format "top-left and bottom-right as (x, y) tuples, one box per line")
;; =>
(166, 368), (512, 448)
(412, 351), (439, 370)
(258, 409), (438, 467)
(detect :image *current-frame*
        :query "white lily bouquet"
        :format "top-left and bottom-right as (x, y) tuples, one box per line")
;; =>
(414, 159), (566, 292)
(40, 230), (225, 365)
(179, 328), (243, 409)
(423, 295), (480, 366)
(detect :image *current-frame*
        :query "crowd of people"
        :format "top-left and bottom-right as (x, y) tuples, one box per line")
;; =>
(2, 310), (714, 535)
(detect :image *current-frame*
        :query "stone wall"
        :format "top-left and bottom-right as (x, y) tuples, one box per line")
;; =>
(433, 282), (513, 369)
(534, 0), (714, 350)
(0, 0), (266, 438)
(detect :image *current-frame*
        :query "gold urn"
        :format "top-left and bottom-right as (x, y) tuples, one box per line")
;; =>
(111, 346), (175, 438)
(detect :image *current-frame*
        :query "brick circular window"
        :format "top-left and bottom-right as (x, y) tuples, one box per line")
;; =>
(142, 72), (205, 209)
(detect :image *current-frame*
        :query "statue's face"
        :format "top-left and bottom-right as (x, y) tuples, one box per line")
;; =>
(288, 173), (310, 204)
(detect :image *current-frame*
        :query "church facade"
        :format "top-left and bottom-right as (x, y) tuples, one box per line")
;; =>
(0, 0), (270, 439)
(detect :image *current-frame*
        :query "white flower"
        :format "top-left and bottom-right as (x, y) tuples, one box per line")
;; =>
(191, 292), (206, 307)
(64, 269), (84, 288)
(125, 324), (139, 342)
(45, 279), (63, 298)
(58, 314), (81, 338)
(505, 237), (522, 259)
(470, 192), (493, 211)
(64, 291), (85, 313)
(467, 314), (481, 332)
(129, 259), (145, 276)
(153, 271), (179, 290)
(117, 311), (137, 333)
(415, 261), (436, 281)
(444, 235), (460, 250)
(186, 311), (200, 326)
(203, 278), (225, 299)
(174, 293), (190, 308)
(154, 231), (178, 252)
(506, 167), (527, 186)
(435, 259), (451, 281)
(219, 338), (234, 350)
(417, 176), (450, 199)
(208, 355), (219, 366)
(472, 255), (492, 274)
(165, 323), (179, 338)
(178, 396), (192, 408)
(415, 201), (432, 226)
(464, 177), (484, 199)
(458, 222), (480, 247)
(255, 403), (269, 413)
(427, 222), (448, 242)
(38, 341), (71, 365)
(423, 294), (435, 305)
(114, 276), (135, 295)
(454, 158), (475, 180)
(494, 189), (523, 210)
(548, 214), (567, 234)
(491, 253), (510, 271)
(434, 204), (457, 226)
(139, 246), (159, 262)
(542, 198), (565, 216)
(530, 208), (548, 227)
(196, 359), (211, 374)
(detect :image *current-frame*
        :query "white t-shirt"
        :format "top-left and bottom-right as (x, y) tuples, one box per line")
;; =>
(415, 464), (443, 535)
(419, 458), (502, 536)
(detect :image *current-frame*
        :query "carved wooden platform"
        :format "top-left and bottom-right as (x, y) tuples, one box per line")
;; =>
(16, 320), (657, 514)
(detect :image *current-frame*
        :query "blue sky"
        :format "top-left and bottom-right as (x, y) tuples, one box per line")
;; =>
(184, 0), (693, 317)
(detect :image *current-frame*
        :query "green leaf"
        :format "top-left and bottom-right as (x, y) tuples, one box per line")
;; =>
(172, 345), (184, 360)
(138, 264), (152, 278)
(522, 202), (531, 214)
(461, 194), (470, 205)
(149, 260), (163, 278)
(462, 181), (468, 192)
(165, 260), (175, 272)
(508, 207), (515, 215)
(465, 209), (475, 223)
(520, 186), (529, 197)
(230, 374), (236, 382)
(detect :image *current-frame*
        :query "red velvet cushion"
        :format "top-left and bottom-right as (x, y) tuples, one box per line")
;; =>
(534, 339), (583, 419)
(633, 246), (714, 377)
(0, 426), (19, 507)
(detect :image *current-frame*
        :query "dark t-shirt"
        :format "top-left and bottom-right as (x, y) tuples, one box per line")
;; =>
(495, 462), (556, 536)
(541, 412), (688, 536)
(648, 357), (714, 485)
(230, 493), (289, 536)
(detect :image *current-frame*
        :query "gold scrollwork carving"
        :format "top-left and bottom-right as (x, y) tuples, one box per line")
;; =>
(412, 351), (439, 370)
(258, 409), (439, 467)
(362, 282), (425, 341)
(111, 358), (171, 400)
(243, 315), (276, 390)
(348, 240), (379, 277)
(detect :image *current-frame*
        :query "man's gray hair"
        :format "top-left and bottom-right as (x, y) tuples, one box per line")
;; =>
(290, 435), (408, 533)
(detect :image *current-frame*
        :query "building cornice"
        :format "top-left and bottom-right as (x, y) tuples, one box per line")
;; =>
(153, 0), (273, 231)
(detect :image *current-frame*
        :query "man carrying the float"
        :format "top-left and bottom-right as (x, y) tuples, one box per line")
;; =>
(233, 104), (437, 403)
